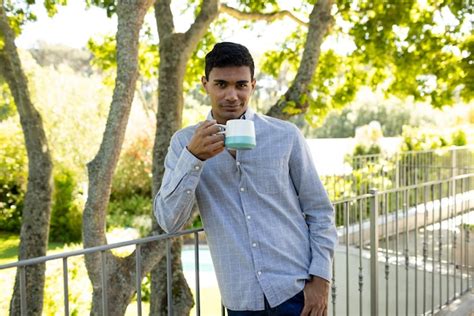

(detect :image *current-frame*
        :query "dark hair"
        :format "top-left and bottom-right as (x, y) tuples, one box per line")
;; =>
(204, 42), (255, 80)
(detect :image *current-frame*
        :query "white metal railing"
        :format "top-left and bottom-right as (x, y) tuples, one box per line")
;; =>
(1, 176), (472, 315)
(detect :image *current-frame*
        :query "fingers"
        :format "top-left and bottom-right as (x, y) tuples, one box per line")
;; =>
(207, 138), (225, 153)
(188, 120), (225, 160)
(198, 120), (222, 137)
(302, 305), (326, 316)
(300, 304), (311, 316)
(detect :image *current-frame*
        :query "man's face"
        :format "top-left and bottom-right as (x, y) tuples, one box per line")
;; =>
(202, 66), (256, 124)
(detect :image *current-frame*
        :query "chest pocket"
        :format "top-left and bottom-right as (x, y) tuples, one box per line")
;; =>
(253, 158), (288, 194)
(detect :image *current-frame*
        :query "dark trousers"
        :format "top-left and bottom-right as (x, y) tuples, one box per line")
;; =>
(227, 291), (304, 316)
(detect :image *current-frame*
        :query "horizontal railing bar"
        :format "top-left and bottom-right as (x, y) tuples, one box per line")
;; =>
(351, 145), (474, 159)
(331, 193), (373, 205)
(377, 173), (474, 195)
(0, 228), (205, 270)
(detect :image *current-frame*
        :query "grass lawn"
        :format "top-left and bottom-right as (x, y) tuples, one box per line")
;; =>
(0, 231), (222, 315)
(0, 231), (21, 265)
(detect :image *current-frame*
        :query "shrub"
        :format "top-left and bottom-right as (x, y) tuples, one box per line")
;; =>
(107, 195), (152, 236)
(452, 129), (467, 146)
(111, 136), (152, 200)
(49, 167), (83, 243)
(43, 253), (92, 315)
(0, 120), (27, 232)
(108, 135), (153, 235)
(401, 126), (449, 151)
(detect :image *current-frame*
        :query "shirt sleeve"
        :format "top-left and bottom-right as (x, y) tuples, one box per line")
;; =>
(288, 126), (338, 282)
(153, 132), (205, 233)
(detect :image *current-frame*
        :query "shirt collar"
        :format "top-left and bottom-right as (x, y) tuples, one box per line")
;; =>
(207, 107), (255, 122)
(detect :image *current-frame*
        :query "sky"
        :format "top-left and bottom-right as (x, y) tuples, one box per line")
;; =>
(16, 1), (117, 49)
(16, 1), (283, 51)
(15, 0), (356, 59)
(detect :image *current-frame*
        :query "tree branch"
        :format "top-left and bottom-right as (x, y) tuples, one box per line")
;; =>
(155, 0), (174, 39)
(184, 0), (219, 50)
(266, 0), (334, 119)
(219, 3), (308, 27)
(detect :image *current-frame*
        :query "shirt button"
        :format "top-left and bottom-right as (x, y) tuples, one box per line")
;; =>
(240, 187), (245, 192)
(257, 271), (262, 276)
(236, 161), (241, 166)
(186, 190), (192, 195)
(194, 165), (200, 171)
(247, 215), (251, 220)
(252, 243), (257, 247)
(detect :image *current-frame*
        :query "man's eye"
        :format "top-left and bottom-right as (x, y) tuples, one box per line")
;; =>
(216, 82), (226, 87)
(238, 83), (248, 88)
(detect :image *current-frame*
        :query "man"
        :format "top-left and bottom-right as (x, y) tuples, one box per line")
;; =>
(154, 42), (337, 315)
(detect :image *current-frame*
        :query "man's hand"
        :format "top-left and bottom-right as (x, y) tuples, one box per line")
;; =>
(187, 120), (225, 161)
(300, 276), (329, 316)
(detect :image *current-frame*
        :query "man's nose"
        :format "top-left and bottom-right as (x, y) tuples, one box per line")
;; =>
(225, 87), (238, 101)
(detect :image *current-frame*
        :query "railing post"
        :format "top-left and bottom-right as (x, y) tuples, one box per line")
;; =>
(369, 189), (379, 316)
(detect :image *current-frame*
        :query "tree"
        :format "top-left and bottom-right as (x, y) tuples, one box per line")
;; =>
(265, 0), (334, 119)
(0, 1), (53, 315)
(260, 0), (472, 125)
(150, 1), (220, 314)
(81, 0), (158, 315)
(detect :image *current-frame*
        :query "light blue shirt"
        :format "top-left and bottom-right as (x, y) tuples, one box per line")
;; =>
(154, 108), (337, 311)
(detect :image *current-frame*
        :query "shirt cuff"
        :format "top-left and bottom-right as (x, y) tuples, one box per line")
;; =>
(308, 258), (332, 283)
(178, 147), (205, 175)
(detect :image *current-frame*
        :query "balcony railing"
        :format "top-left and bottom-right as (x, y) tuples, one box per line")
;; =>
(333, 173), (473, 315)
(0, 153), (472, 315)
(322, 145), (474, 202)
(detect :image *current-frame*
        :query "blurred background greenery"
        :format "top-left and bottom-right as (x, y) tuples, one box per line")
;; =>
(0, 0), (472, 314)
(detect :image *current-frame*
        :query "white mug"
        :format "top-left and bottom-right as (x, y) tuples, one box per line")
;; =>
(216, 119), (256, 150)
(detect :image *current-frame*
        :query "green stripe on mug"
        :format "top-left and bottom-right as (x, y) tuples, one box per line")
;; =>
(225, 136), (256, 150)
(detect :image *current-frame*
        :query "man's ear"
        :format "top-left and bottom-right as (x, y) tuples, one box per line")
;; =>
(201, 76), (208, 92)
(251, 79), (257, 92)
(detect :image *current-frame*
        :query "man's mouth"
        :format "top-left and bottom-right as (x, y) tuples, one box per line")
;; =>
(221, 104), (241, 110)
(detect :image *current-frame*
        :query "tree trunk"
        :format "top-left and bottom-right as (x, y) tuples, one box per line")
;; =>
(266, 0), (334, 119)
(0, 5), (53, 316)
(81, 1), (159, 315)
(151, 1), (218, 314)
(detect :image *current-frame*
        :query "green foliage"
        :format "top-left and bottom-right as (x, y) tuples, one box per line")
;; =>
(111, 136), (152, 199)
(259, 0), (472, 123)
(401, 126), (449, 151)
(108, 135), (153, 235)
(107, 196), (152, 236)
(184, 31), (217, 91)
(140, 273), (151, 302)
(0, 81), (15, 121)
(451, 128), (467, 146)
(260, 28), (305, 77)
(3, 0), (37, 35)
(309, 97), (437, 138)
(85, 0), (116, 17)
(0, 120), (84, 241)
(234, 0), (279, 13)
(2, 0), (67, 35)
(337, 0), (472, 107)
(0, 119), (26, 232)
(42, 253), (93, 315)
(353, 143), (381, 156)
(49, 167), (83, 243)
(87, 36), (117, 86)
(88, 25), (160, 95)
(0, 49), (110, 238)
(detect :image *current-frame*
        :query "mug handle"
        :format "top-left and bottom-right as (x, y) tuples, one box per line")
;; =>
(215, 124), (226, 135)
